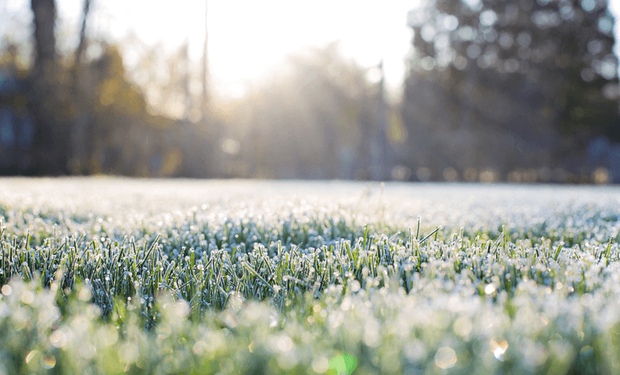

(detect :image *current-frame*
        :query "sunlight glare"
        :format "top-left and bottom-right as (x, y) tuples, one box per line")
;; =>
(77, 0), (416, 99)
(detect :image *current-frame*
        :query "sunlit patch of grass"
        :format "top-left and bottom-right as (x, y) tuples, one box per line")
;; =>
(0, 179), (620, 373)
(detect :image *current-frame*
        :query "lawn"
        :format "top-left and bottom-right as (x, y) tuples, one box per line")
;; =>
(0, 178), (619, 374)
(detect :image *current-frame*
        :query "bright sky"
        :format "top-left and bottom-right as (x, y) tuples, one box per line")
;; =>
(1, 0), (415, 99)
(109, 0), (416, 99)
(2, 0), (620, 100)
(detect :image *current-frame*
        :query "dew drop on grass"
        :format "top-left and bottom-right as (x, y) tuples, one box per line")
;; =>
(485, 284), (496, 294)
(20, 290), (34, 305)
(43, 356), (56, 369)
(1, 285), (11, 296)
(435, 347), (457, 369)
(490, 339), (509, 361)
(25, 350), (38, 365)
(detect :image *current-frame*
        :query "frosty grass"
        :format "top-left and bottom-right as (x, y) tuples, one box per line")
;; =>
(0, 178), (619, 374)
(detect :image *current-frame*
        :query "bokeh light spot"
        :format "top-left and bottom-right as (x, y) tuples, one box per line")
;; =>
(1, 285), (11, 296)
(435, 346), (457, 369)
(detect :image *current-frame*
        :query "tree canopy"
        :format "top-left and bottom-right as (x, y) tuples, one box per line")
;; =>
(401, 0), (620, 180)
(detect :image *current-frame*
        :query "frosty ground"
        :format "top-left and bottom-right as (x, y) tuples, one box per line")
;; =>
(0, 178), (619, 374)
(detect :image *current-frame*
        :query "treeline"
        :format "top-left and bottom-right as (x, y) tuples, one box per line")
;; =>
(399, 0), (620, 183)
(0, 0), (220, 177)
(1, 0), (620, 182)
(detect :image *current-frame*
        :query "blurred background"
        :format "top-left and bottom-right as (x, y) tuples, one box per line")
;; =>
(1, 0), (620, 183)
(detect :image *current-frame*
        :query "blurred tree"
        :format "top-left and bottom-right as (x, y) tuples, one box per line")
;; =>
(0, 42), (37, 174)
(68, 0), (92, 174)
(30, 0), (70, 174)
(31, 0), (56, 80)
(0, 1), (221, 177)
(73, 43), (219, 178)
(201, 0), (209, 121)
(288, 44), (377, 179)
(403, 0), (620, 180)
(224, 44), (383, 179)
(121, 39), (221, 177)
(81, 44), (161, 175)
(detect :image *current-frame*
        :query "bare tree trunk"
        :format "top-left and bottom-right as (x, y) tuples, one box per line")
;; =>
(31, 0), (68, 174)
(73, 0), (91, 70)
(69, 0), (92, 174)
(201, 0), (209, 121)
(31, 0), (56, 80)
(372, 61), (390, 181)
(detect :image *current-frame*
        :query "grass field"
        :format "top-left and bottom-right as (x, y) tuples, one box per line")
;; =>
(0, 178), (619, 374)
